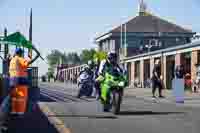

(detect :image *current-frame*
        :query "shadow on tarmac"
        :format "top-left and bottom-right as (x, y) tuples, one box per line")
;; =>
(7, 105), (59, 133)
(118, 111), (185, 116)
(39, 111), (184, 120)
(47, 114), (118, 119)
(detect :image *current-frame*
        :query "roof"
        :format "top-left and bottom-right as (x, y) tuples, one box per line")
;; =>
(96, 13), (193, 41)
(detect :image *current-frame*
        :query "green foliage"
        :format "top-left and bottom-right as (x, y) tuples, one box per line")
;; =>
(47, 68), (54, 78)
(93, 51), (107, 61)
(46, 50), (63, 67)
(66, 52), (81, 65)
(80, 49), (96, 63)
(46, 48), (104, 75)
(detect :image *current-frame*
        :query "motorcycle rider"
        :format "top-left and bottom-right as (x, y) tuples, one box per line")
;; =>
(78, 60), (94, 78)
(77, 60), (94, 98)
(96, 51), (125, 111)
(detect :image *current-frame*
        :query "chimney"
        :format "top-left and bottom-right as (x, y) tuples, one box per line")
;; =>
(138, 0), (147, 16)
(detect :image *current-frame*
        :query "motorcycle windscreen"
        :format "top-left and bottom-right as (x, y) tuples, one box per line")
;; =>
(79, 72), (89, 80)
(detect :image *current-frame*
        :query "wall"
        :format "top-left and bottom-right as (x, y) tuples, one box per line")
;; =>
(124, 36), (191, 57)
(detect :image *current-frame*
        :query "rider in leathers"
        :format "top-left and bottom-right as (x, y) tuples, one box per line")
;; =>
(97, 51), (124, 108)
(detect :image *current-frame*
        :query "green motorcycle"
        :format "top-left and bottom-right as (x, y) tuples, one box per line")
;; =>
(99, 69), (126, 114)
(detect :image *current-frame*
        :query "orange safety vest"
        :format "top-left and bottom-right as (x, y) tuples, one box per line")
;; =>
(9, 56), (29, 78)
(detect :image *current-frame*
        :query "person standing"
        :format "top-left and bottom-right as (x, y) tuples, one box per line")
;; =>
(9, 47), (39, 115)
(152, 59), (164, 98)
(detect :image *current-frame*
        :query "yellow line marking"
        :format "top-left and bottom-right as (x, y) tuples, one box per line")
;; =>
(38, 103), (72, 133)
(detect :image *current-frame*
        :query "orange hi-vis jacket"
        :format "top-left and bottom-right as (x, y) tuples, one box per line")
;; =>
(9, 56), (29, 86)
(9, 56), (29, 78)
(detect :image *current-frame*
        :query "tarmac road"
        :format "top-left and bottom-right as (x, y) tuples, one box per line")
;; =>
(36, 82), (200, 133)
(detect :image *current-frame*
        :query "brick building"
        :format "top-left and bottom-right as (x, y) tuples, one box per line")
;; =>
(94, 0), (200, 89)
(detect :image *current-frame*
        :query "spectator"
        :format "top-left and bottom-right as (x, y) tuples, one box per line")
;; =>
(152, 59), (164, 98)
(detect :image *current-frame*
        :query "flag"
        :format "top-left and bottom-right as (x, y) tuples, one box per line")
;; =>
(3, 32), (32, 49)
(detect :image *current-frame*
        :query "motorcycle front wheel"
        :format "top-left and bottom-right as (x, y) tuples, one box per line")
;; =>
(111, 90), (122, 115)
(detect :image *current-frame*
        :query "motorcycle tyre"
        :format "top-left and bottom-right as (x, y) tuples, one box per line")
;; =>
(111, 91), (122, 115)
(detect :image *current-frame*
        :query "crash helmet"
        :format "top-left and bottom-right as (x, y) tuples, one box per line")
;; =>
(83, 65), (90, 71)
(87, 60), (94, 69)
(107, 51), (118, 65)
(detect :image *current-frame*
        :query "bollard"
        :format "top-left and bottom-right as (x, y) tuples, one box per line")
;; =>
(172, 78), (185, 103)
(173, 65), (185, 103)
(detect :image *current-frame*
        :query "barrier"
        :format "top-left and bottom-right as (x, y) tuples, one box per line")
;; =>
(57, 64), (87, 82)
(27, 67), (39, 112)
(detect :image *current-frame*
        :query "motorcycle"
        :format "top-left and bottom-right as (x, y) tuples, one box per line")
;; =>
(77, 71), (94, 98)
(100, 70), (126, 114)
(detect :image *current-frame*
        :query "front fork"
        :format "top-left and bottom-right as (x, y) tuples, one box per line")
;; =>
(112, 89), (123, 103)
(107, 89), (123, 105)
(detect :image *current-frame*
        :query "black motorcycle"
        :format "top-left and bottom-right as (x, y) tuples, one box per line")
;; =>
(77, 71), (94, 98)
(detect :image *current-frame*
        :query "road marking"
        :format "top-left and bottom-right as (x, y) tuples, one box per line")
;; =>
(38, 103), (72, 133)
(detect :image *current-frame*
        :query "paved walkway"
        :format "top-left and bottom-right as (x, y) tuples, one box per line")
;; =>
(124, 87), (200, 107)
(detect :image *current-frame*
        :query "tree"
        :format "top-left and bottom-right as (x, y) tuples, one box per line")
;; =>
(93, 51), (107, 61)
(46, 67), (55, 82)
(46, 50), (66, 80)
(46, 50), (64, 67)
(80, 49), (96, 63)
(66, 52), (81, 65)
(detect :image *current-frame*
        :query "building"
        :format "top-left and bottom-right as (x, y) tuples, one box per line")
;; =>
(95, 1), (194, 59)
(95, 0), (199, 89)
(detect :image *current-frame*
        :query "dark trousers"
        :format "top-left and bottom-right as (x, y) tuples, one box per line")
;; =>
(152, 79), (163, 96)
(95, 82), (101, 96)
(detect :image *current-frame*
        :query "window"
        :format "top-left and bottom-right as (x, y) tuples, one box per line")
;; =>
(107, 40), (110, 51)
(176, 38), (180, 42)
(150, 39), (159, 47)
(186, 37), (191, 43)
(110, 40), (115, 51)
(103, 42), (107, 51)
(158, 41), (162, 47)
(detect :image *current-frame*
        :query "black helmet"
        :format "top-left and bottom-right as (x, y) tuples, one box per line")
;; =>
(107, 51), (117, 64)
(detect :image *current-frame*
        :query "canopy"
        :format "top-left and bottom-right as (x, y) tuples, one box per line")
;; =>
(3, 32), (32, 49)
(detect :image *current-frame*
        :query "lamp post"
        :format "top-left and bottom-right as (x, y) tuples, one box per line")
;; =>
(2, 28), (9, 100)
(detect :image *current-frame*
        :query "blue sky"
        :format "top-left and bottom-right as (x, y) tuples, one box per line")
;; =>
(0, 0), (199, 75)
